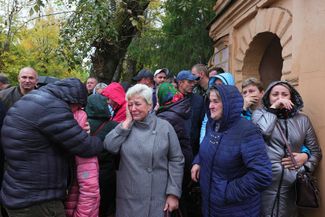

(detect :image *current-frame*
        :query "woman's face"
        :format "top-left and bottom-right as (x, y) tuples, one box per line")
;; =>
(269, 84), (291, 105)
(128, 94), (151, 121)
(209, 90), (223, 120)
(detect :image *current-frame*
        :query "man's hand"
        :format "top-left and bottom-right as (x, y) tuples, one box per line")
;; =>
(83, 121), (91, 134)
(243, 95), (259, 110)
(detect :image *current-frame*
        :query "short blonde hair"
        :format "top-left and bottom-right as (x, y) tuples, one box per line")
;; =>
(126, 84), (153, 105)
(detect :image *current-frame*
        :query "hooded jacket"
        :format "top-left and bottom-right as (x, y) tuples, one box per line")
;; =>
(1, 78), (103, 209)
(194, 84), (272, 217)
(85, 94), (118, 217)
(101, 82), (126, 123)
(65, 106), (100, 217)
(200, 72), (235, 143)
(252, 81), (322, 217)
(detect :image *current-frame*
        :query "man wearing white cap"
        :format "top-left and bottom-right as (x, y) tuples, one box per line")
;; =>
(153, 68), (169, 86)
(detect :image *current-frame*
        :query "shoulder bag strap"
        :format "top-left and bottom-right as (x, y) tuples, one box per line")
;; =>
(92, 121), (109, 136)
(275, 124), (298, 169)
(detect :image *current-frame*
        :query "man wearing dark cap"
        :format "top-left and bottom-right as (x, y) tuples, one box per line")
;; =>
(132, 69), (154, 88)
(133, 69), (157, 110)
(0, 75), (10, 91)
(176, 70), (204, 217)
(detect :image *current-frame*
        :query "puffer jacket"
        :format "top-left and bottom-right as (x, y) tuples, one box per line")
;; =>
(1, 78), (103, 209)
(101, 82), (126, 123)
(252, 81), (322, 217)
(0, 101), (6, 201)
(65, 106), (100, 217)
(194, 84), (272, 217)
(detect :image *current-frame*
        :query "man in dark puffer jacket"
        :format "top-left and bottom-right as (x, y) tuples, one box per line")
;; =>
(1, 78), (103, 217)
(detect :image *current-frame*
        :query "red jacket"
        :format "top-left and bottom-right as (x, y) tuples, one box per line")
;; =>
(65, 106), (100, 217)
(101, 82), (126, 123)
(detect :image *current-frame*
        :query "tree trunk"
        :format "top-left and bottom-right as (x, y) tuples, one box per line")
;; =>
(91, 0), (150, 82)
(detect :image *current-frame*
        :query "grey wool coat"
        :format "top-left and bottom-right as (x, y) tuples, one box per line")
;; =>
(104, 113), (184, 217)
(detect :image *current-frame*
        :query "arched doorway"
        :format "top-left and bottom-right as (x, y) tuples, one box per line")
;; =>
(242, 32), (283, 88)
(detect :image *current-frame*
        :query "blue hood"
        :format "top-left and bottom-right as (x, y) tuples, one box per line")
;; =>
(207, 84), (243, 131)
(209, 72), (235, 87)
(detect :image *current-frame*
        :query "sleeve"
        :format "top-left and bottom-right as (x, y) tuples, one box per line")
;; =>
(103, 123), (131, 154)
(225, 126), (272, 203)
(252, 108), (278, 137)
(39, 106), (103, 157)
(0, 101), (6, 189)
(301, 145), (311, 158)
(199, 114), (208, 144)
(166, 123), (185, 198)
(302, 116), (322, 172)
(74, 156), (100, 217)
(192, 154), (200, 165)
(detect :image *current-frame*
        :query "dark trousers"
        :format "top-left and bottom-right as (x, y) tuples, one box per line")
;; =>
(5, 200), (65, 217)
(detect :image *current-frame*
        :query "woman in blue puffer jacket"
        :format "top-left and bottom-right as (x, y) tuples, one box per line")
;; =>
(191, 84), (272, 217)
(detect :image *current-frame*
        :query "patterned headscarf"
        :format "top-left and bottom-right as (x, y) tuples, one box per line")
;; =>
(157, 82), (184, 110)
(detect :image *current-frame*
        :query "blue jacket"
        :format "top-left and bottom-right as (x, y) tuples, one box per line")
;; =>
(1, 78), (103, 209)
(194, 84), (272, 217)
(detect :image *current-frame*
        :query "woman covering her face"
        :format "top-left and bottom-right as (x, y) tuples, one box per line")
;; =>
(191, 84), (272, 217)
(103, 84), (184, 217)
(252, 81), (322, 217)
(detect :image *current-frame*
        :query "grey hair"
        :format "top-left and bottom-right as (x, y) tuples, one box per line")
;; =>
(93, 82), (108, 94)
(126, 84), (153, 105)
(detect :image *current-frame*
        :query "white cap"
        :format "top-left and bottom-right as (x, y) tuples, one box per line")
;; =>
(154, 68), (169, 77)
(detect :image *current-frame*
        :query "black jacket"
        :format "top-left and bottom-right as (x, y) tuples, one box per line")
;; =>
(1, 78), (103, 209)
(156, 97), (193, 171)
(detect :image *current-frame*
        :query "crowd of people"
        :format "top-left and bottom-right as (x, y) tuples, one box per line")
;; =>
(0, 64), (322, 217)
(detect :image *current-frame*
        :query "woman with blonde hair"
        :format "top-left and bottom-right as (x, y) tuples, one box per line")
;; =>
(104, 84), (184, 217)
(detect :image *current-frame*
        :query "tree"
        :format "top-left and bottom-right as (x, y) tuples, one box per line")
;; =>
(1, 14), (87, 83)
(128, 0), (216, 74)
(60, 0), (151, 82)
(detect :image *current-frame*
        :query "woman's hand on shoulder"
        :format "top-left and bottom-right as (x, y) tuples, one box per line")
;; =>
(191, 164), (200, 182)
(164, 195), (179, 212)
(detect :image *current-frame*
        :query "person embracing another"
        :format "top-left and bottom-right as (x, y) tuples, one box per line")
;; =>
(191, 84), (272, 217)
(252, 81), (322, 217)
(103, 84), (184, 217)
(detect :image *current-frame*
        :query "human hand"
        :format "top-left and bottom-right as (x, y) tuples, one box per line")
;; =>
(281, 152), (308, 170)
(243, 95), (259, 110)
(83, 121), (91, 134)
(191, 164), (200, 182)
(122, 106), (133, 129)
(164, 195), (179, 212)
(270, 98), (294, 110)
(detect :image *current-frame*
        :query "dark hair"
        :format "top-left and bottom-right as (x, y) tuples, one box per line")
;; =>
(0, 75), (9, 84)
(208, 66), (224, 74)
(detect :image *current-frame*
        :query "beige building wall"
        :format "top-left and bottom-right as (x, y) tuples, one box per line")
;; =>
(208, 0), (325, 216)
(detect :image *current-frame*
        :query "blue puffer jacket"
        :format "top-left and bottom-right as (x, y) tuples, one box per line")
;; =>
(194, 84), (272, 217)
(1, 78), (103, 209)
